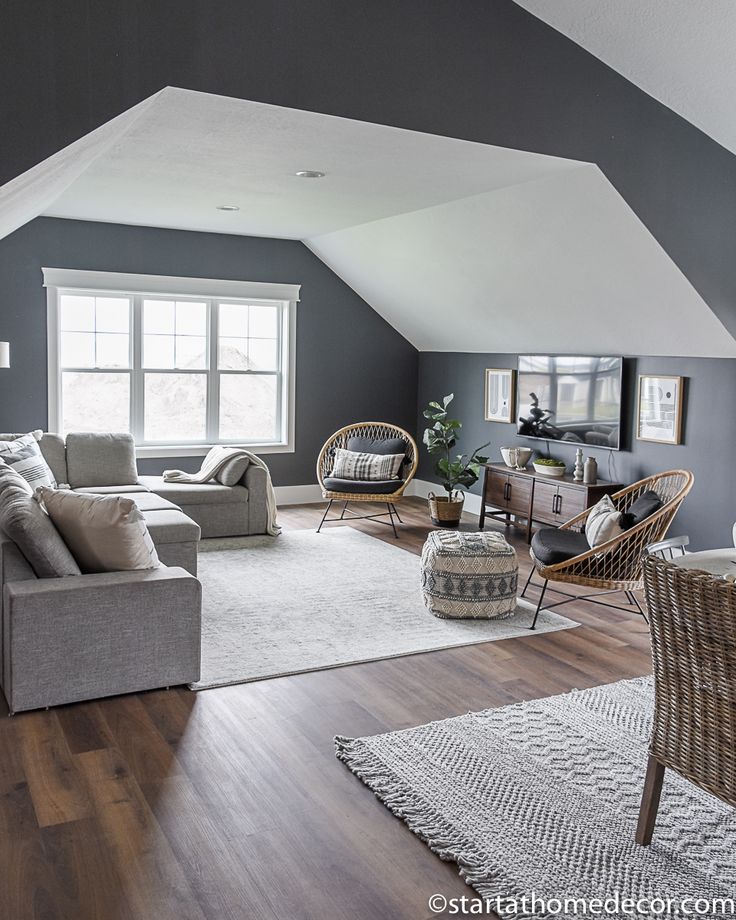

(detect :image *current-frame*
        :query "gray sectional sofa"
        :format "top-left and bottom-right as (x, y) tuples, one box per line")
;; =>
(25, 431), (271, 572)
(0, 431), (272, 713)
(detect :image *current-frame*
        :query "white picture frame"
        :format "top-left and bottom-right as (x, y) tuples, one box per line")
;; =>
(636, 375), (684, 445)
(484, 368), (516, 424)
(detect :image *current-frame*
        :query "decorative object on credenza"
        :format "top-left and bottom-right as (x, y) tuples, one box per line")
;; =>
(636, 375), (684, 445)
(573, 448), (584, 482)
(484, 368), (516, 423)
(532, 458), (566, 477)
(423, 394), (489, 528)
(500, 446), (532, 469)
(583, 455), (598, 484)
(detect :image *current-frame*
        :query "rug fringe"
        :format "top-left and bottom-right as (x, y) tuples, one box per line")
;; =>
(335, 735), (537, 916)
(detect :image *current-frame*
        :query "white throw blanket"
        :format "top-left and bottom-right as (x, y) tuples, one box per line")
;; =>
(163, 447), (280, 536)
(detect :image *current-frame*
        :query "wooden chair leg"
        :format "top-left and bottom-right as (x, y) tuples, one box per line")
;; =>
(636, 755), (666, 846)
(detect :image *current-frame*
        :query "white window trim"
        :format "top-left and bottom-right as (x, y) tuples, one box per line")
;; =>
(44, 268), (299, 457)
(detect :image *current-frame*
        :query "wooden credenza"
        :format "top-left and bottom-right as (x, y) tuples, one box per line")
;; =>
(479, 462), (622, 543)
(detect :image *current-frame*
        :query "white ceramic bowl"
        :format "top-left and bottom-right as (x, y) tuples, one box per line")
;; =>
(500, 447), (532, 469)
(533, 461), (566, 477)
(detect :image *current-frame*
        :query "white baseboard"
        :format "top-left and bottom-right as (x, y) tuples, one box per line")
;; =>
(274, 478), (481, 518)
(274, 484), (324, 505)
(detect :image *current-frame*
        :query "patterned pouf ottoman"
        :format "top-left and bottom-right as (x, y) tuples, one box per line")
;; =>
(420, 530), (518, 619)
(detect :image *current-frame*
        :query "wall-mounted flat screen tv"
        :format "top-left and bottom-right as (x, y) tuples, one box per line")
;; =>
(517, 355), (623, 450)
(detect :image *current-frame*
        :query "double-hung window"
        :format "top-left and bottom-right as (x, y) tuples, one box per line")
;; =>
(44, 269), (298, 455)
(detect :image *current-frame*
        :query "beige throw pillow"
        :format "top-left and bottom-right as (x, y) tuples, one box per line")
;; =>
(586, 494), (624, 548)
(35, 488), (161, 574)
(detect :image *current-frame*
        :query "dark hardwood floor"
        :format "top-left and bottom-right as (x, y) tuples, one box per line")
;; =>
(0, 499), (652, 920)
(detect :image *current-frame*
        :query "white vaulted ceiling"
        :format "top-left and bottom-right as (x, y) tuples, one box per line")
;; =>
(0, 87), (734, 356)
(513, 0), (736, 155)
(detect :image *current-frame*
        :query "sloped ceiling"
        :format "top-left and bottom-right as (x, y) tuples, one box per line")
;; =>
(307, 165), (734, 356)
(1, 87), (734, 357)
(43, 88), (580, 238)
(513, 0), (736, 154)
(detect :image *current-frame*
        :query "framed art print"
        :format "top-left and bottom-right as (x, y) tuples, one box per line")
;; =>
(636, 375), (684, 445)
(485, 368), (516, 423)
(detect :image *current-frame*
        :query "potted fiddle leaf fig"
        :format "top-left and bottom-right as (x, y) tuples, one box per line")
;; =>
(423, 394), (489, 527)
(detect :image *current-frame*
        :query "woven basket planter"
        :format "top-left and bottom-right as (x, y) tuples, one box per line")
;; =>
(427, 492), (464, 527)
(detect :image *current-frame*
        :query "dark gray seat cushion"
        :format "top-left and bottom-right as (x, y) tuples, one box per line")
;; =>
(531, 527), (590, 566)
(347, 436), (408, 456)
(323, 477), (403, 495)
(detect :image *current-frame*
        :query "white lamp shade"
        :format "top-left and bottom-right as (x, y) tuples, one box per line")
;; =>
(0, 342), (8, 368)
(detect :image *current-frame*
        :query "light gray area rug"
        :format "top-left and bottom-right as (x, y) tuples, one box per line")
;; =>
(192, 528), (577, 690)
(336, 677), (736, 918)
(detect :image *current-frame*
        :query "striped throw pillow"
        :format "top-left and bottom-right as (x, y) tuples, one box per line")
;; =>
(586, 494), (624, 548)
(0, 432), (57, 489)
(331, 448), (404, 482)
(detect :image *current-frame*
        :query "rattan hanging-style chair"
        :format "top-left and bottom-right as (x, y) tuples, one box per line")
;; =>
(636, 554), (736, 845)
(316, 422), (418, 537)
(521, 469), (694, 627)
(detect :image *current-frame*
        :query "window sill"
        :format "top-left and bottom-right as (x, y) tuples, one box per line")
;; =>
(135, 442), (294, 458)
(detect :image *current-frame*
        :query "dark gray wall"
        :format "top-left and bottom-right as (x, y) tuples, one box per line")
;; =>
(2, 0), (736, 335)
(0, 217), (418, 484)
(417, 353), (736, 551)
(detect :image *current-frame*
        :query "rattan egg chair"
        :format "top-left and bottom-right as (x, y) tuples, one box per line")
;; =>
(521, 470), (694, 628)
(316, 422), (418, 537)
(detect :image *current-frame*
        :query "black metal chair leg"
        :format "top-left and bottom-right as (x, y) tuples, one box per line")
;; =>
(392, 505), (403, 524)
(316, 500), (333, 533)
(339, 500), (349, 520)
(521, 566), (536, 599)
(529, 579), (549, 630)
(627, 590), (649, 624)
(386, 503), (399, 538)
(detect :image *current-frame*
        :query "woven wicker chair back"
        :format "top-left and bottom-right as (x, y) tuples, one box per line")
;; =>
(316, 422), (419, 502)
(537, 470), (694, 590)
(643, 554), (736, 807)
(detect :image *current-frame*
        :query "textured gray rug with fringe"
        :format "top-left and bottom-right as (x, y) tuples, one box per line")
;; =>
(192, 528), (577, 689)
(336, 677), (735, 918)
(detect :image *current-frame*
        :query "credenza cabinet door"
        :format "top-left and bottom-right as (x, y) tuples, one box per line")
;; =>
(505, 474), (533, 515)
(532, 480), (560, 525)
(486, 471), (510, 509)
(555, 484), (586, 523)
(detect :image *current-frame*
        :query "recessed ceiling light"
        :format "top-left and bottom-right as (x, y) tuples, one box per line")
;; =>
(295, 170), (325, 178)
(216, 204), (240, 211)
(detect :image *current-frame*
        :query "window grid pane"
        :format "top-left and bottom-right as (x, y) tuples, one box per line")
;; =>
(62, 371), (131, 432)
(217, 302), (280, 372)
(144, 373), (207, 442)
(219, 372), (279, 441)
(59, 294), (130, 369)
(143, 299), (207, 369)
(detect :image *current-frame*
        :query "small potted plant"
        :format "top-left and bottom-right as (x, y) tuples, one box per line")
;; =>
(423, 394), (489, 527)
